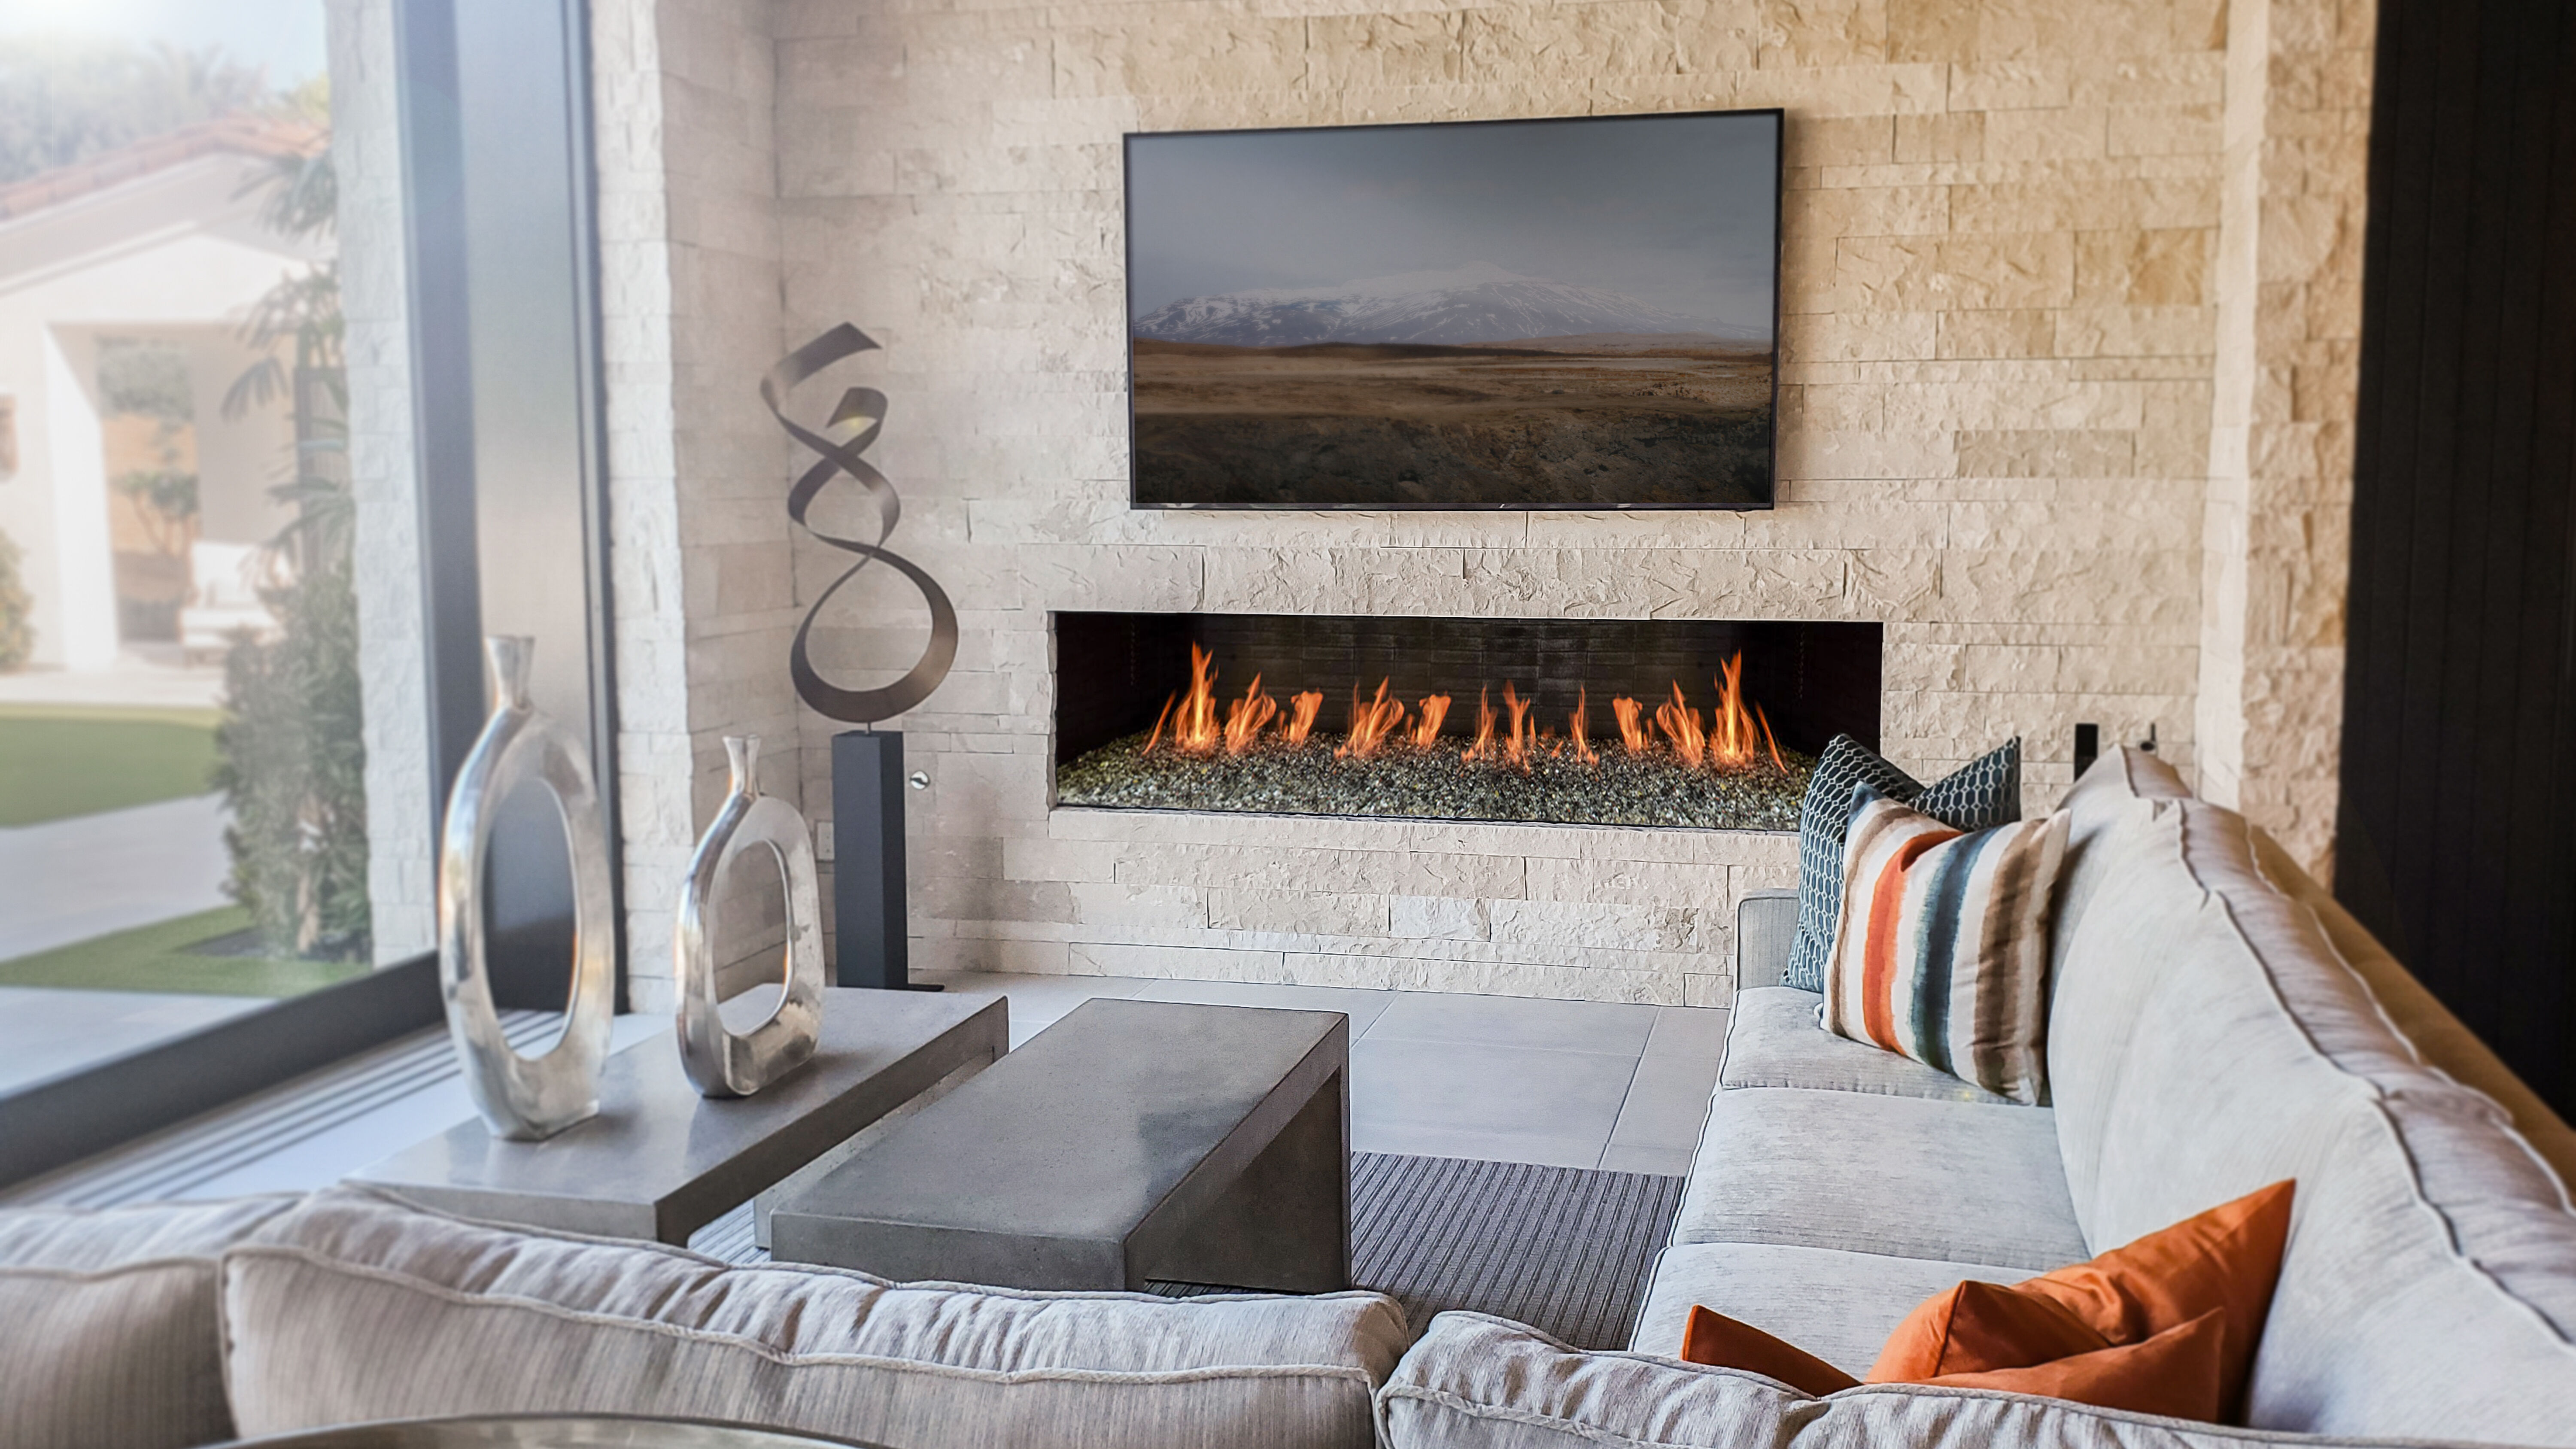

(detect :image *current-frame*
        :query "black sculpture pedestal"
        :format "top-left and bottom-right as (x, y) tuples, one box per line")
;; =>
(832, 729), (939, 990)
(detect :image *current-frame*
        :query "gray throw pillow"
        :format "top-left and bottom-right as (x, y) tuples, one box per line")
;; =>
(1783, 735), (2020, 991)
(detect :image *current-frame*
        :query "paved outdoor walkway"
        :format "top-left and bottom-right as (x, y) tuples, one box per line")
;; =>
(0, 655), (226, 710)
(0, 793), (233, 960)
(0, 986), (265, 1094)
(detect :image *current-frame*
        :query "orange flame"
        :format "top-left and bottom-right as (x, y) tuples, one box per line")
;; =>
(1337, 680), (1406, 759)
(1154, 643), (1222, 753)
(1411, 694), (1452, 747)
(1463, 687), (1497, 762)
(1704, 653), (1786, 772)
(1611, 696), (1649, 754)
(1656, 682), (1707, 767)
(1285, 690), (1323, 744)
(1222, 674), (1277, 755)
(1145, 645), (1789, 775)
(1501, 683), (1534, 770)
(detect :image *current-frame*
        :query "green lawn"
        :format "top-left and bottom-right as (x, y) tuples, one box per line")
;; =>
(0, 906), (366, 998)
(0, 703), (222, 826)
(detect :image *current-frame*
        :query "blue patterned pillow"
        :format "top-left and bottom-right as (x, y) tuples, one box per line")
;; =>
(1782, 735), (2021, 991)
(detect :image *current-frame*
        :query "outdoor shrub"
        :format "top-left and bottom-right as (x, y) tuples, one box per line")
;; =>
(214, 545), (370, 960)
(0, 527), (31, 668)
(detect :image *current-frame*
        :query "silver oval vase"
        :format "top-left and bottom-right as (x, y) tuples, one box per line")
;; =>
(436, 636), (618, 1141)
(673, 735), (825, 1097)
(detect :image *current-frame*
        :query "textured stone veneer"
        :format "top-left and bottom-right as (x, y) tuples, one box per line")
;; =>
(335, 0), (438, 966)
(573, 0), (2373, 1007)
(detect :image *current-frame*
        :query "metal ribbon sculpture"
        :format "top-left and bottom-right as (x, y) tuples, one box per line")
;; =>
(763, 325), (957, 723)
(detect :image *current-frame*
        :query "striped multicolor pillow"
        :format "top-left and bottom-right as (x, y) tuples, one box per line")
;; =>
(1822, 786), (2073, 1105)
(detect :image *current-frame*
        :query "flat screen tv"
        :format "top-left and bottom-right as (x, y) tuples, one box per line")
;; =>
(1124, 109), (1782, 512)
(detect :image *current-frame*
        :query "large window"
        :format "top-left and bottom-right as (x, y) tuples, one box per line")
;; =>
(0, 0), (616, 1184)
(0, 6), (379, 1091)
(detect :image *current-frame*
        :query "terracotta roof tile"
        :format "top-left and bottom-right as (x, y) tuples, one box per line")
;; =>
(0, 114), (324, 223)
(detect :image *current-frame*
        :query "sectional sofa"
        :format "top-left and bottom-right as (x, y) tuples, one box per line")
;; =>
(6, 749), (2573, 1449)
(1382, 747), (2576, 1446)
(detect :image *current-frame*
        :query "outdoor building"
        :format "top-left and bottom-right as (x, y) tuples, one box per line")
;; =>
(0, 116), (320, 674)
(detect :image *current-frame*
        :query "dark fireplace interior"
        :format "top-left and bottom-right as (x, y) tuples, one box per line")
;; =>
(1051, 612), (1882, 830)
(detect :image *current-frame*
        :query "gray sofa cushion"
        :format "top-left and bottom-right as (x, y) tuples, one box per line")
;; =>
(1379, 1311), (1807, 1449)
(1387, 1310), (2486, 1449)
(0, 1193), (299, 1449)
(2048, 747), (2186, 986)
(1722, 985), (2016, 1104)
(221, 1186), (1407, 1449)
(1672, 1086), (2087, 1271)
(2048, 794), (2576, 1444)
(1631, 1241), (2035, 1374)
(2250, 827), (2576, 1188)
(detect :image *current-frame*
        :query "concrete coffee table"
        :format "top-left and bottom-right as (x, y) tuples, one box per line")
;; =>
(769, 999), (1349, 1293)
(354, 990), (1006, 1245)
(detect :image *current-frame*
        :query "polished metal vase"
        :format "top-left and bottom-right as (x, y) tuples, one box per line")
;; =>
(436, 637), (618, 1141)
(673, 735), (825, 1097)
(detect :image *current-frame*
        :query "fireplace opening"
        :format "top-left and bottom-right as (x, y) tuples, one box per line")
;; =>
(1052, 613), (1881, 831)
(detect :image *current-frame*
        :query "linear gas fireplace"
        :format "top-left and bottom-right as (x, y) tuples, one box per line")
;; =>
(1052, 613), (1881, 831)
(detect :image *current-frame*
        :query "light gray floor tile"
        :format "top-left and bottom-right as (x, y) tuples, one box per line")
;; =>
(1352, 1122), (1616, 1172)
(916, 972), (1154, 1047)
(1352, 1037), (1637, 1151)
(39, 967), (1716, 1200)
(1645, 1005), (1732, 1062)
(1607, 1051), (1721, 1154)
(1365, 990), (1658, 1055)
(1599, 1144), (1696, 1178)
(1130, 977), (1394, 1036)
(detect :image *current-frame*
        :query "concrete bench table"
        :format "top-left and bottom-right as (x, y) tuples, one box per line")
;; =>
(352, 990), (1006, 1245)
(769, 998), (1350, 1293)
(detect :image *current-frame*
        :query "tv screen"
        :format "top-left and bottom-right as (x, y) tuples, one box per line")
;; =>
(1124, 109), (1781, 512)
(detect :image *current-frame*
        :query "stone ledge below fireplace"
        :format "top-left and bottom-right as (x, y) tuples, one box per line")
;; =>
(900, 807), (1801, 1008)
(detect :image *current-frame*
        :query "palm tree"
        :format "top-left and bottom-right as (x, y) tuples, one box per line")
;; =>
(213, 99), (371, 962)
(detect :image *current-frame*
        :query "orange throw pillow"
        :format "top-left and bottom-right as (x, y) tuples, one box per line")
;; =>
(2018, 1180), (2293, 1418)
(1870, 1181), (2295, 1420)
(1679, 1305), (1860, 1396)
(1924, 1307), (2227, 1421)
(1867, 1279), (2110, 1380)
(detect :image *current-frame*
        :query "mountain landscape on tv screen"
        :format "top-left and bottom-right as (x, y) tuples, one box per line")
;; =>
(1130, 264), (1775, 509)
(1131, 262), (1769, 349)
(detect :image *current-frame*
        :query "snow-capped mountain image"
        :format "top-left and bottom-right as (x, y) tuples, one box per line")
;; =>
(1132, 263), (1766, 349)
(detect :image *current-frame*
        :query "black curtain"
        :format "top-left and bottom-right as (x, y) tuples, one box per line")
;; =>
(2338, 0), (2576, 1113)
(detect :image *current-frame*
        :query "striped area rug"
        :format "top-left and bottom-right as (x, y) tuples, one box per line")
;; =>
(1154, 1152), (1686, 1350)
(692, 1152), (1686, 1350)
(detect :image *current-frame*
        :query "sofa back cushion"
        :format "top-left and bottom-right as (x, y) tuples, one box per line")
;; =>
(0, 1193), (300, 1449)
(1381, 1310), (2473, 1449)
(2045, 747), (2188, 989)
(221, 1186), (1406, 1449)
(1379, 1312), (1806, 1449)
(2046, 797), (2576, 1443)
